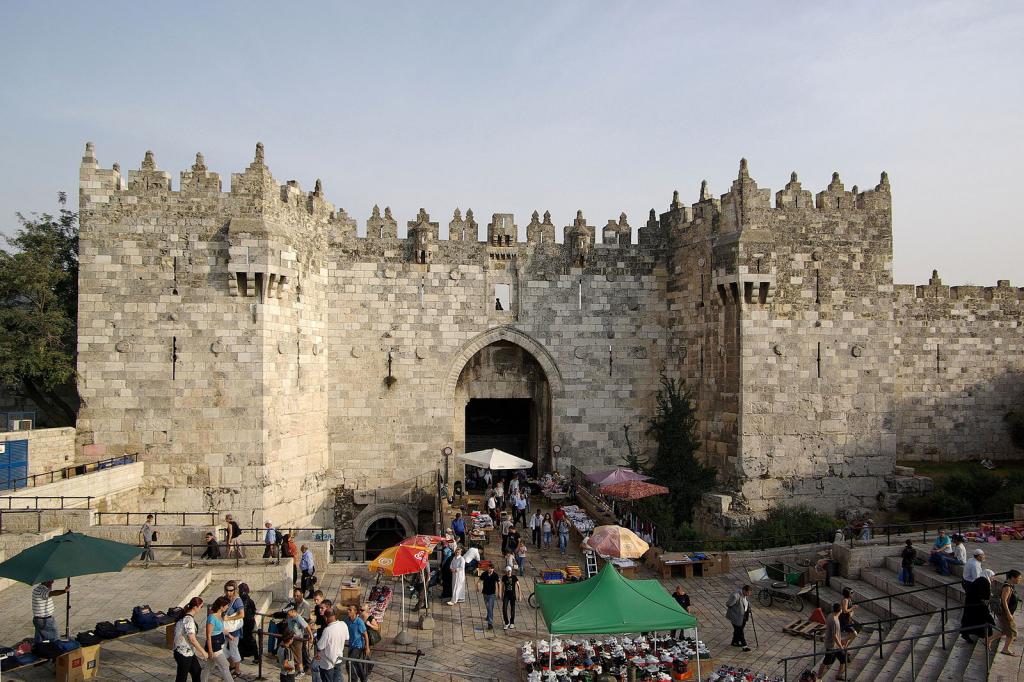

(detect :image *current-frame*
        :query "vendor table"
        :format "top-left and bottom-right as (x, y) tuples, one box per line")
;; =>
(655, 552), (730, 579)
(337, 577), (363, 606)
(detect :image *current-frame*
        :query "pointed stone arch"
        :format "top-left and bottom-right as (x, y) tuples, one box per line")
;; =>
(442, 326), (564, 401)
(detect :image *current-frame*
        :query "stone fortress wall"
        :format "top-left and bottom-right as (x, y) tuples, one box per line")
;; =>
(75, 142), (1024, 530)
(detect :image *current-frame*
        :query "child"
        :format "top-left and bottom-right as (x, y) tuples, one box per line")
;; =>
(900, 539), (916, 586)
(277, 632), (297, 682)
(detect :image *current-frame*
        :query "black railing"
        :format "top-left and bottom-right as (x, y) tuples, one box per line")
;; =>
(95, 511), (221, 526)
(777, 622), (1001, 681)
(850, 569), (1010, 614)
(0, 495), (94, 510)
(0, 507), (91, 534)
(1, 454), (137, 491)
(132, 542), (294, 569)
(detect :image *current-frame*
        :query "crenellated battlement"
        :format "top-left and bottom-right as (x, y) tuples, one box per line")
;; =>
(895, 270), (1024, 305)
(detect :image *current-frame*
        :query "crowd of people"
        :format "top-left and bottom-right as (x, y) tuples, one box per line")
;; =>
(170, 579), (378, 682)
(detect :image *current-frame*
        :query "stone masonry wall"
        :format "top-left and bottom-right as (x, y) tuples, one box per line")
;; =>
(0, 427), (75, 476)
(75, 143), (1024, 530)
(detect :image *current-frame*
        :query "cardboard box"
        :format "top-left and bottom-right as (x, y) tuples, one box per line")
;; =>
(56, 644), (101, 682)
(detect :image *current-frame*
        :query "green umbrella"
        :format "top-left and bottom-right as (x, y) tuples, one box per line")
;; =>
(0, 531), (142, 638)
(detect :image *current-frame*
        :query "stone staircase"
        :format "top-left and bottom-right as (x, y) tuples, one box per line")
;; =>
(814, 551), (999, 681)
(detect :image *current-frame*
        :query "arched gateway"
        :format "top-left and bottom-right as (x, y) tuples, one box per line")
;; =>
(445, 328), (562, 479)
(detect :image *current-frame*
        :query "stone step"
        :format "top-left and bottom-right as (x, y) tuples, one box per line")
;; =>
(872, 612), (933, 681)
(881, 555), (967, 604)
(887, 612), (949, 681)
(848, 619), (913, 682)
(963, 634), (997, 682)
(860, 567), (949, 614)
(818, 577), (919, 622)
(941, 632), (985, 681)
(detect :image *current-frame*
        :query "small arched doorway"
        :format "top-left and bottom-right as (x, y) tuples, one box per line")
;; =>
(365, 517), (406, 560)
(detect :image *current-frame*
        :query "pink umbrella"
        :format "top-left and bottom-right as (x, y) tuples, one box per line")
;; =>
(586, 467), (652, 487)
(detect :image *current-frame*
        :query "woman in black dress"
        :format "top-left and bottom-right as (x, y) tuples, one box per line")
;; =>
(960, 569), (997, 646)
(439, 544), (455, 600)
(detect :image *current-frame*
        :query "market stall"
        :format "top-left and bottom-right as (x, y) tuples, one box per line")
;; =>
(529, 563), (704, 681)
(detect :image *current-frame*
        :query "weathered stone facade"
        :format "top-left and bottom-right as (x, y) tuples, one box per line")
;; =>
(75, 143), (1024, 529)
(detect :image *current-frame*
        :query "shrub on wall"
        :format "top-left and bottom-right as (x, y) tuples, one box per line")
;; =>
(735, 504), (844, 548)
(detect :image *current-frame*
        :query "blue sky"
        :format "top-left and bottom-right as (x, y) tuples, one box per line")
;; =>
(1, 1), (1021, 284)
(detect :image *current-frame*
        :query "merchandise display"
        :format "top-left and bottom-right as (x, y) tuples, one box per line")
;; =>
(520, 634), (711, 681)
(562, 505), (596, 535)
(704, 665), (783, 682)
(367, 584), (393, 623)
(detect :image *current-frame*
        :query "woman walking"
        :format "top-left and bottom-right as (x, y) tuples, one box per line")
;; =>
(172, 597), (207, 682)
(542, 514), (553, 549)
(515, 540), (528, 576)
(201, 597), (234, 681)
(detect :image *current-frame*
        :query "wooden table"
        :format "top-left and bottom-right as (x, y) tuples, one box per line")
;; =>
(337, 578), (363, 606)
(656, 552), (729, 579)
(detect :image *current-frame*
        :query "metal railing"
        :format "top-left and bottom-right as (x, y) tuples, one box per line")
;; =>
(0, 454), (137, 491)
(95, 511), (221, 526)
(850, 568), (1010, 614)
(133, 541), (292, 569)
(777, 622), (1001, 681)
(0, 495), (94, 510)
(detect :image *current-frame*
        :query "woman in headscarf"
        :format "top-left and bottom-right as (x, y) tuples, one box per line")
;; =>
(439, 542), (455, 600)
(960, 568), (998, 647)
(447, 547), (467, 605)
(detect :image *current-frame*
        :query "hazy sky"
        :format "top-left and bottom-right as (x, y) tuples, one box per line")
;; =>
(1, 1), (1021, 284)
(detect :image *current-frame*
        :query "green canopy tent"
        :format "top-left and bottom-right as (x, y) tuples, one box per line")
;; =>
(534, 563), (702, 678)
(0, 531), (142, 638)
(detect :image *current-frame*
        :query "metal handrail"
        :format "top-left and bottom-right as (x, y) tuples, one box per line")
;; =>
(1, 454), (138, 491)
(777, 622), (1001, 681)
(0, 495), (94, 510)
(95, 511), (221, 526)
(852, 569), (1009, 607)
(0, 507), (90, 534)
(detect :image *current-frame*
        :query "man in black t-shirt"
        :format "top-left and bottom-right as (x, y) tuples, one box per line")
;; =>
(500, 566), (522, 629)
(479, 565), (500, 630)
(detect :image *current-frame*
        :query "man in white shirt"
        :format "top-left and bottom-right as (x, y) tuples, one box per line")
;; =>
(463, 545), (482, 573)
(316, 606), (349, 682)
(963, 548), (985, 585)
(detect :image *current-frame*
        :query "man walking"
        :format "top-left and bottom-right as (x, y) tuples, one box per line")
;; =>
(530, 510), (543, 549)
(139, 513), (156, 561)
(479, 564), (500, 630)
(725, 585), (753, 652)
(963, 548), (985, 587)
(31, 580), (69, 642)
(557, 516), (571, 556)
(816, 603), (848, 680)
(899, 539), (916, 586)
(500, 565), (522, 630)
(299, 544), (316, 597)
(264, 521), (278, 558)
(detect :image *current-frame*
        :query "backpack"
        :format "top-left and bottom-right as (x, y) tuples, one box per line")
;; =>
(95, 621), (120, 639)
(151, 530), (159, 542)
(114, 618), (140, 635)
(76, 630), (102, 646)
(132, 605), (160, 630)
(0, 646), (17, 672)
(32, 639), (65, 659)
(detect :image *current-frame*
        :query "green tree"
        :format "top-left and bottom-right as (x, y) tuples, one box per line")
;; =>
(0, 193), (79, 425)
(645, 374), (717, 525)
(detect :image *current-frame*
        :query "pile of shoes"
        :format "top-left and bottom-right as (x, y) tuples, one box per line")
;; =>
(705, 665), (784, 682)
(524, 634), (711, 680)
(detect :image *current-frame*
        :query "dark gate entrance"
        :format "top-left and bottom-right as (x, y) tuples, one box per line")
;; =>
(465, 397), (534, 463)
(364, 517), (406, 560)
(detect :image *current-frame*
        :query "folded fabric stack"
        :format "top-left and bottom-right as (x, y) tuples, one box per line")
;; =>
(562, 505), (595, 534)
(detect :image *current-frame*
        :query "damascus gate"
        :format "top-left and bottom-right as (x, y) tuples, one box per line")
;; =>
(74, 143), (1024, 544)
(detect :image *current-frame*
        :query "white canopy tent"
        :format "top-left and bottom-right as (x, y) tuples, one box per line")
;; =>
(456, 448), (533, 470)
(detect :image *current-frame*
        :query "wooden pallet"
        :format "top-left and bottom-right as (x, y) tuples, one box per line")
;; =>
(783, 618), (826, 640)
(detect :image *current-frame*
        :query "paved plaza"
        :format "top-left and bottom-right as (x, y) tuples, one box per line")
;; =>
(3, 500), (1024, 680)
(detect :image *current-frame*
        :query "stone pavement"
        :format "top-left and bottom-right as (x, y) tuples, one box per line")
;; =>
(7, 503), (1024, 680)
(1, 567), (211, 681)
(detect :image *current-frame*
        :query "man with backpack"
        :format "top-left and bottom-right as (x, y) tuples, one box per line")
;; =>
(139, 514), (156, 561)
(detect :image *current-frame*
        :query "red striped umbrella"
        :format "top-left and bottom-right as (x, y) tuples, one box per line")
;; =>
(368, 544), (430, 576)
(400, 535), (445, 550)
(599, 480), (670, 501)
